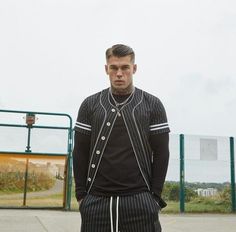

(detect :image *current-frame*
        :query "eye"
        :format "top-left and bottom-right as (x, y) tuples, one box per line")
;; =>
(109, 66), (118, 71)
(121, 65), (130, 71)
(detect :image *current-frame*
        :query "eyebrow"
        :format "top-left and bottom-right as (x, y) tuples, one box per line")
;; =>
(109, 64), (130, 68)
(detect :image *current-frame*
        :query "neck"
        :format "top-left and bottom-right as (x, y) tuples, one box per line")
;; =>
(111, 85), (134, 95)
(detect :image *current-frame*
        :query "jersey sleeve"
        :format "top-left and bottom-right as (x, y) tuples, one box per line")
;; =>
(74, 98), (92, 136)
(149, 98), (170, 135)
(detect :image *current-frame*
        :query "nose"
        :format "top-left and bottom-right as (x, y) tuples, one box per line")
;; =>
(116, 68), (123, 78)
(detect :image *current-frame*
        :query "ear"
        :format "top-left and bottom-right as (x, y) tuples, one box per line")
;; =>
(105, 65), (109, 74)
(133, 64), (137, 74)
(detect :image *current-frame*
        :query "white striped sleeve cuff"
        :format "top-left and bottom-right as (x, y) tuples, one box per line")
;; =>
(149, 122), (169, 131)
(75, 122), (92, 131)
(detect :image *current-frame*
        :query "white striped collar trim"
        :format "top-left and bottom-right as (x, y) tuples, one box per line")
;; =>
(150, 122), (168, 128)
(76, 122), (91, 128)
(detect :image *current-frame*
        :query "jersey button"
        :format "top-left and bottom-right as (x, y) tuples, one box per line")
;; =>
(91, 164), (95, 168)
(101, 136), (105, 140)
(88, 178), (91, 182)
(106, 122), (111, 126)
(96, 150), (100, 155)
(111, 108), (116, 112)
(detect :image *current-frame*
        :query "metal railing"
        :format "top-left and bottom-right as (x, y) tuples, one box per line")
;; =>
(1, 109), (235, 213)
(0, 109), (73, 210)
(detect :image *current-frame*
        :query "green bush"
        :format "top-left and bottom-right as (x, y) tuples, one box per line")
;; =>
(162, 183), (197, 202)
(0, 158), (55, 193)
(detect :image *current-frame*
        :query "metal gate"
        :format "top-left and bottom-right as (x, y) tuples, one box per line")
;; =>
(0, 109), (73, 210)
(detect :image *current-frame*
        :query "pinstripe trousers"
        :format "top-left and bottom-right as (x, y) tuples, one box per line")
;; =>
(79, 192), (161, 232)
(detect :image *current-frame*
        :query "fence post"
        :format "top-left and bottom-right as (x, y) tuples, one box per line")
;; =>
(230, 137), (236, 212)
(65, 120), (73, 210)
(23, 117), (33, 207)
(180, 134), (185, 213)
(23, 158), (29, 206)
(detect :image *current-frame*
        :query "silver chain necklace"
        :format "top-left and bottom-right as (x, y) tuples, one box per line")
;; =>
(109, 88), (135, 108)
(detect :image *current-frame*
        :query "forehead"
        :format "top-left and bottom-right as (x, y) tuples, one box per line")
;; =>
(107, 55), (133, 65)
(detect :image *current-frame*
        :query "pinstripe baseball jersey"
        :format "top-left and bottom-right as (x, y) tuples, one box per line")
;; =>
(74, 87), (170, 193)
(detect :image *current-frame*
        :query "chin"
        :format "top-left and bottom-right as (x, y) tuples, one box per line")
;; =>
(112, 85), (125, 89)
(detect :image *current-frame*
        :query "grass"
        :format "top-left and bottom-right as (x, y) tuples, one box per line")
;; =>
(0, 191), (79, 209)
(161, 201), (232, 214)
(0, 179), (232, 213)
(185, 201), (231, 213)
(0, 194), (232, 213)
(0, 193), (62, 207)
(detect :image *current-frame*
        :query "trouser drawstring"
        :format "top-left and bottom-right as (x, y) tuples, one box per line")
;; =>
(110, 197), (114, 232)
(110, 196), (120, 232)
(116, 196), (119, 232)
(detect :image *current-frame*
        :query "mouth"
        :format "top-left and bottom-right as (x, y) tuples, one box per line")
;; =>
(114, 80), (124, 84)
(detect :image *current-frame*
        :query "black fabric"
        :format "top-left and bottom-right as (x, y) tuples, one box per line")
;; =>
(73, 131), (169, 203)
(90, 93), (147, 196)
(150, 133), (170, 197)
(73, 88), (170, 206)
(73, 132), (90, 201)
(73, 88), (170, 195)
(79, 192), (161, 232)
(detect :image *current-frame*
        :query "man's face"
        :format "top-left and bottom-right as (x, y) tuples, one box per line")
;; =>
(105, 55), (137, 91)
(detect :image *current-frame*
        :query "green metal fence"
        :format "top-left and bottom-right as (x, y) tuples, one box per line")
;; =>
(0, 109), (73, 210)
(165, 134), (236, 213)
(1, 109), (235, 213)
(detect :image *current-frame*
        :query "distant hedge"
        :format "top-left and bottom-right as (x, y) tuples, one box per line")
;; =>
(0, 157), (55, 193)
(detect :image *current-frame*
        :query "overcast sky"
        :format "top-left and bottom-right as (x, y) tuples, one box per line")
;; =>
(1, 0), (236, 137)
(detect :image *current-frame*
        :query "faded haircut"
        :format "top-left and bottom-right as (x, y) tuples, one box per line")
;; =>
(105, 44), (135, 63)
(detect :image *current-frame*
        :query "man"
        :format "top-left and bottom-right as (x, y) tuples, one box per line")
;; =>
(73, 44), (170, 232)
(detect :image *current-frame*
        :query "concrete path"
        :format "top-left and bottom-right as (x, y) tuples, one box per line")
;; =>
(161, 214), (236, 232)
(0, 209), (236, 232)
(0, 180), (64, 199)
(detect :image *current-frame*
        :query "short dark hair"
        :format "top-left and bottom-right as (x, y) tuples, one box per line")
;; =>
(106, 44), (135, 63)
